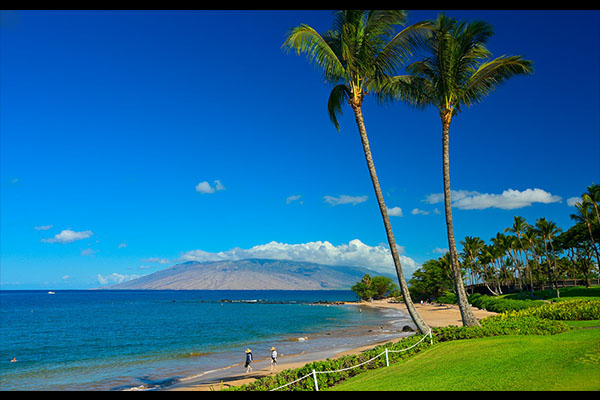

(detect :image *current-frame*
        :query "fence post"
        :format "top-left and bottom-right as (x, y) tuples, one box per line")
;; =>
(385, 348), (389, 367)
(429, 329), (433, 345)
(312, 370), (319, 391)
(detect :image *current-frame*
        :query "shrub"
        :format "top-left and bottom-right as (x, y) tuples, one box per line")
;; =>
(468, 293), (545, 313)
(432, 314), (569, 342)
(512, 299), (600, 321)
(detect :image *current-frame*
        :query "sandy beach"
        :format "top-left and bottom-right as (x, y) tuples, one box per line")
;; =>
(166, 300), (496, 391)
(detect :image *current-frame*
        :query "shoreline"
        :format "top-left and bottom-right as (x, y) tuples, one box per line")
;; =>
(165, 300), (496, 391)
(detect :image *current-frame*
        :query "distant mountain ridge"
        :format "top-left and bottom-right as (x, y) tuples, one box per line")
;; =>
(105, 258), (389, 290)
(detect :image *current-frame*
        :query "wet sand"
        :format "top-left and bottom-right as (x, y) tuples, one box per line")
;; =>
(166, 300), (496, 391)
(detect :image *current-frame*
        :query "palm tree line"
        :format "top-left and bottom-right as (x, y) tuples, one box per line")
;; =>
(283, 10), (533, 329)
(455, 184), (600, 299)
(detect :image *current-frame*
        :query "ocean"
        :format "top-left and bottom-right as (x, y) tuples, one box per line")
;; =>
(0, 290), (414, 391)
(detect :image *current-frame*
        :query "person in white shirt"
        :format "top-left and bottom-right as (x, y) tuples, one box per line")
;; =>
(270, 347), (278, 371)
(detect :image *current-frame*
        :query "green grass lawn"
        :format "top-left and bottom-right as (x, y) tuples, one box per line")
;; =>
(329, 328), (600, 391)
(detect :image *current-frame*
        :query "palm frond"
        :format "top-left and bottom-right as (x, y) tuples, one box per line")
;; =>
(282, 24), (345, 82)
(327, 84), (351, 131)
(376, 20), (434, 75)
(462, 55), (534, 107)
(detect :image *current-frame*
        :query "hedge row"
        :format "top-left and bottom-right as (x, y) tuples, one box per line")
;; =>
(468, 293), (546, 312)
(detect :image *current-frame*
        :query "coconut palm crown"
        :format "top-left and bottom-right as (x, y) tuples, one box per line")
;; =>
(283, 10), (432, 130)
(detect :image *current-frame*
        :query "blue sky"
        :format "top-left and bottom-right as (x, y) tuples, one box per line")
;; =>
(1, 10), (599, 289)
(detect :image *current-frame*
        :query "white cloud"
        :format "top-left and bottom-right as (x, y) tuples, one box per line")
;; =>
(214, 180), (225, 191)
(286, 195), (303, 205)
(432, 247), (449, 254)
(567, 196), (582, 207)
(34, 225), (53, 231)
(195, 180), (226, 194)
(411, 208), (430, 215)
(81, 248), (98, 256)
(424, 188), (562, 210)
(41, 229), (93, 244)
(388, 207), (403, 217)
(179, 239), (420, 277)
(97, 273), (141, 285)
(324, 195), (368, 206)
(118, 242), (127, 248)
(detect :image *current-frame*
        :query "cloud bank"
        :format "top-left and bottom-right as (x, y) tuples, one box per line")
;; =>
(425, 188), (562, 210)
(179, 239), (420, 277)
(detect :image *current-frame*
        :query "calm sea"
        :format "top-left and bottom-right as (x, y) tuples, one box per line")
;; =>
(0, 290), (413, 391)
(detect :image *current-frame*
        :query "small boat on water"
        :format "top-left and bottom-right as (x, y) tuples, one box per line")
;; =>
(48, 291), (55, 295)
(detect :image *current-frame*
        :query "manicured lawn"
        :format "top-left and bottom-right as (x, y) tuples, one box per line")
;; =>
(329, 328), (600, 391)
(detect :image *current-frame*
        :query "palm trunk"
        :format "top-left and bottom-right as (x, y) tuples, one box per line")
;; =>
(543, 240), (553, 297)
(549, 241), (560, 298)
(584, 220), (600, 268)
(441, 116), (480, 327)
(351, 103), (430, 335)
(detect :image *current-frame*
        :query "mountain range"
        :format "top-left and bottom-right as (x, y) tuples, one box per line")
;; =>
(105, 258), (389, 290)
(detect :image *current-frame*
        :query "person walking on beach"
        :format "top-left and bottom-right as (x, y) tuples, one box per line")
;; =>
(270, 347), (278, 372)
(244, 349), (253, 374)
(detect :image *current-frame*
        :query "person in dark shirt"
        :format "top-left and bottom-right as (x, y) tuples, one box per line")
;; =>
(244, 348), (253, 373)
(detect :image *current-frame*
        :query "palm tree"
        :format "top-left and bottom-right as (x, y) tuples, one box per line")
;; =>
(582, 183), (600, 228)
(505, 216), (531, 296)
(535, 218), (562, 298)
(460, 235), (484, 292)
(282, 10), (433, 334)
(523, 225), (543, 291)
(570, 200), (600, 268)
(381, 13), (533, 326)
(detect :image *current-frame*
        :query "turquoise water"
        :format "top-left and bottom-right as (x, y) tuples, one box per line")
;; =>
(0, 290), (411, 390)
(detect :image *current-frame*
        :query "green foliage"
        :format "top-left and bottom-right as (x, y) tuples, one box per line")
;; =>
(436, 291), (456, 304)
(432, 314), (569, 342)
(514, 299), (600, 321)
(468, 293), (546, 313)
(468, 293), (600, 320)
(408, 258), (454, 302)
(351, 274), (397, 301)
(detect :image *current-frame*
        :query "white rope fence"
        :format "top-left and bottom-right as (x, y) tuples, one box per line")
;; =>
(270, 329), (433, 391)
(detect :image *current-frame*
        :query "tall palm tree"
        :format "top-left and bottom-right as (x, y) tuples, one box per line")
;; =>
(460, 235), (484, 292)
(381, 13), (533, 326)
(571, 200), (600, 267)
(282, 10), (433, 334)
(505, 216), (531, 296)
(535, 218), (562, 297)
(523, 225), (543, 291)
(582, 183), (600, 228)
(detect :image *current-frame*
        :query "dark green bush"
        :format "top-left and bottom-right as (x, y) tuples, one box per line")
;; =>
(432, 314), (569, 342)
(468, 293), (545, 313)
